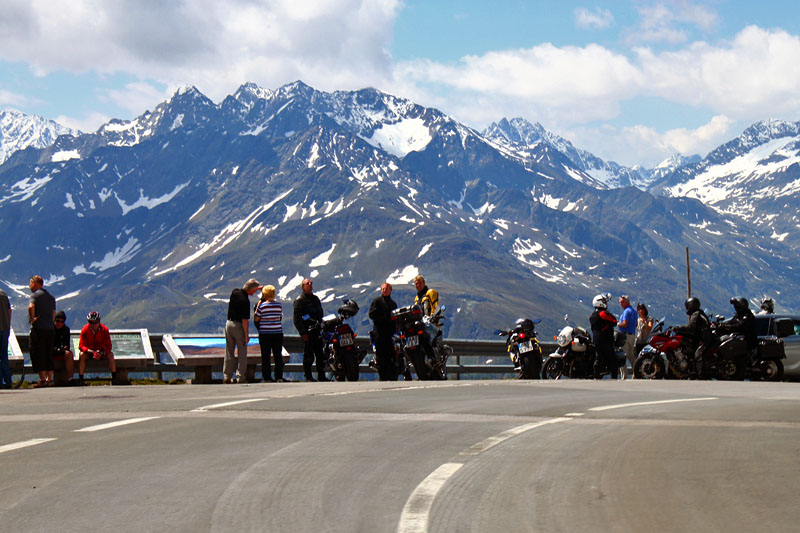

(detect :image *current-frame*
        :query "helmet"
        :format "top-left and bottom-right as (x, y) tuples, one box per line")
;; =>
(55, 310), (67, 322)
(87, 311), (101, 323)
(515, 318), (534, 331)
(730, 297), (748, 312)
(761, 297), (774, 314)
(684, 297), (701, 315)
(592, 293), (611, 309)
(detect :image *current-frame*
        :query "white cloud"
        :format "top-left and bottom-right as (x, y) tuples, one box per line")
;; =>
(574, 7), (614, 29)
(627, 2), (719, 44)
(566, 114), (736, 167)
(0, 87), (28, 107)
(54, 111), (109, 133)
(0, 0), (400, 102)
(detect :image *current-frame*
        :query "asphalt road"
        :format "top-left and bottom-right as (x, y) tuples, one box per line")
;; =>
(2, 379), (799, 532)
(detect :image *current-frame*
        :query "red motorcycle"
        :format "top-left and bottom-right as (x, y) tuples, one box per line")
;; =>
(633, 318), (747, 380)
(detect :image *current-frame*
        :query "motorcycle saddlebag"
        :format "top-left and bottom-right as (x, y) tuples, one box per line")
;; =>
(716, 335), (746, 360)
(756, 336), (785, 360)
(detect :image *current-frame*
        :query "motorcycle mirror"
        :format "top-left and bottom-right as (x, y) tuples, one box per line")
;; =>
(361, 319), (370, 326)
(563, 314), (569, 322)
(533, 318), (542, 324)
(440, 305), (446, 311)
(493, 329), (503, 335)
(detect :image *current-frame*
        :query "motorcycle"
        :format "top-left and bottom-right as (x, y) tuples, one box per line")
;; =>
(319, 299), (367, 381)
(715, 317), (786, 381)
(542, 323), (595, 379)
(391, 304), (451, 380)
(633, 317), (747, 380)
(495, 318), (543, 379)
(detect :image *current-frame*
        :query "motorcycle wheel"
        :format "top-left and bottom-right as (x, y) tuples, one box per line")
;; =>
(542, 358), (564, 380)
(341, 350), (359, 381)
(758, 359), (784, 382)
(633, 355), (665, 379)
(716, 357), (745, 381)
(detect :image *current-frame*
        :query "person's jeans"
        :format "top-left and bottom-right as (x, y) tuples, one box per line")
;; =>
(258, 333), (284, 380)
(224, 320), (248, 380)
(0, 330), (11, 385)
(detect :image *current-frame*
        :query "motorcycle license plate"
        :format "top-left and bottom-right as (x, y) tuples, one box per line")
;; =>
(406, 335), (419, 347)
(518, 340), (535, 353)
(339, 333), (354, 346)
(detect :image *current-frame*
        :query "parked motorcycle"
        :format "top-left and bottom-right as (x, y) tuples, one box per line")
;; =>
(495, 318), (543, 379)
(633, 317), (747, 380)
(542, 323), (595, 379)
(715, 317), (786, 381)
(320, 299), (367, 381)
(391, 304), (451, 380)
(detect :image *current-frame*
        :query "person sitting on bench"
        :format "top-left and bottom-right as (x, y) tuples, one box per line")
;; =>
(78, 311), (118, 385)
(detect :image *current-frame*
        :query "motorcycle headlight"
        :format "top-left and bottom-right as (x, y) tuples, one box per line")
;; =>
(556, 334), (570, 347)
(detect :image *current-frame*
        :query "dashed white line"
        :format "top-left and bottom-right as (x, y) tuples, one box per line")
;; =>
(74, 417), (160, 432)
(191, 399), (267, 412)
(588, 397), (718, 412)
(0, 438), (58, 454)
(397, 462), (464, 533)
(460, 417), (571, 456)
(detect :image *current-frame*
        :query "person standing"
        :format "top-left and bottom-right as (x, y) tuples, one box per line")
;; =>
(635, 303), (654, 356)
(617, 295), (637, 378)
(225, 278), (261, 384)
(413, 275), (439, 317)
(590, 293), (618, 379)
(293, 278), (328, 382)
(0, 289), (11, 389)
(28, 275), (56, 387)
(254, 285), (287, 382)
(369, 282), (398, 381)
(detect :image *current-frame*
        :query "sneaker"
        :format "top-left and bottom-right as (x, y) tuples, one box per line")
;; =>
(277, 377), (291, 383)
(223, 377), (235, 384)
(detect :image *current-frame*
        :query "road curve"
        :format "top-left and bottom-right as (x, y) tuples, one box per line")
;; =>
(2, 379), (799, 532)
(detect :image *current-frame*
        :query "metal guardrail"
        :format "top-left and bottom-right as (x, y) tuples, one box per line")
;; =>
(11, 333), (559, 381)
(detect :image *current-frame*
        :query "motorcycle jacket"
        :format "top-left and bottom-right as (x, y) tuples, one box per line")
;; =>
(293, 292), (324, 337)
(414, 286), (439, 317)
(673, 309), (714, 350)
(369, 294), (398, 338)
(590, 309), (617, 347)
(718, 309), (757, 350)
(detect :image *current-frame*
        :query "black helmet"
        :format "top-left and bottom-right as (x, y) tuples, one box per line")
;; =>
(515, 318), (534, 331)
(684, 297), (701, 315)
(761, 297), (774, 314)
(55, 310), (66, 321)
(87, 310), (101, 323)
(730, 297), (748, 312)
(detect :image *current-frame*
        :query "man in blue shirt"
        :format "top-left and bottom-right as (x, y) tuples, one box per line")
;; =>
(618, 295), (637, 378)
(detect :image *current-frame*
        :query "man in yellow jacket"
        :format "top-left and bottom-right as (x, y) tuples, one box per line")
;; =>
(413, 275), (439, 317)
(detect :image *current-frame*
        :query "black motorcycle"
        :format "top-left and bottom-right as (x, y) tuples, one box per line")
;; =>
(391, 304), (451, 380)
(495, 318), (543, 379)
(715, 317), (786, 381)
(319, 299), (366, 381)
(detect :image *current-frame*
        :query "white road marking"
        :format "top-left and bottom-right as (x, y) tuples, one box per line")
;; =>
(0, 438), (57, 454)
(588, 397), (718, 412)
(565, 412), (584, 417)
(397, 462), (464, 533)
(191, 399), (267, 412)
(460, 417), (571, 456)
(74, 417), (160, 432)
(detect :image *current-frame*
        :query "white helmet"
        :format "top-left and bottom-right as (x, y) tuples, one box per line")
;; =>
(592, 293), (611, 309)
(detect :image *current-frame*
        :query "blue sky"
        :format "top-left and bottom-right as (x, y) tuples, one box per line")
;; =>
(2, 0), (800, 166)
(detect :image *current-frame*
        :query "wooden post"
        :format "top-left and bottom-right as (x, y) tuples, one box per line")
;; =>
(686, 246), (692, 298)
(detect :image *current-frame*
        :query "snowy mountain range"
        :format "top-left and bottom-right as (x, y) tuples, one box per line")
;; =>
(0, 82), (797, 337)
(0, 109), (79, 165)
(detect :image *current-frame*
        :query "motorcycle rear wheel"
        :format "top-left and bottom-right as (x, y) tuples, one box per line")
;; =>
(542, 358), (564, 380)
(633, 355), (665, 379)
(757, 359), (784, 382)
(716, 357), (745, 381)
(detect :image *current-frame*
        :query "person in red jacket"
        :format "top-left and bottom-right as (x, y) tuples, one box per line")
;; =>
(78, 311), (117, 385)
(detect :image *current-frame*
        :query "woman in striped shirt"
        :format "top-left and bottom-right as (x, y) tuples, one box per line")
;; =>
(254, 285), (287, 382)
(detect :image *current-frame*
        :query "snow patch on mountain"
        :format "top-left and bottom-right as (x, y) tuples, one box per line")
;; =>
(364, 118), (432, 158)
(115, 183), (188, 215)
(387, 265), (419, 284)
(309, 244), (336, 268)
